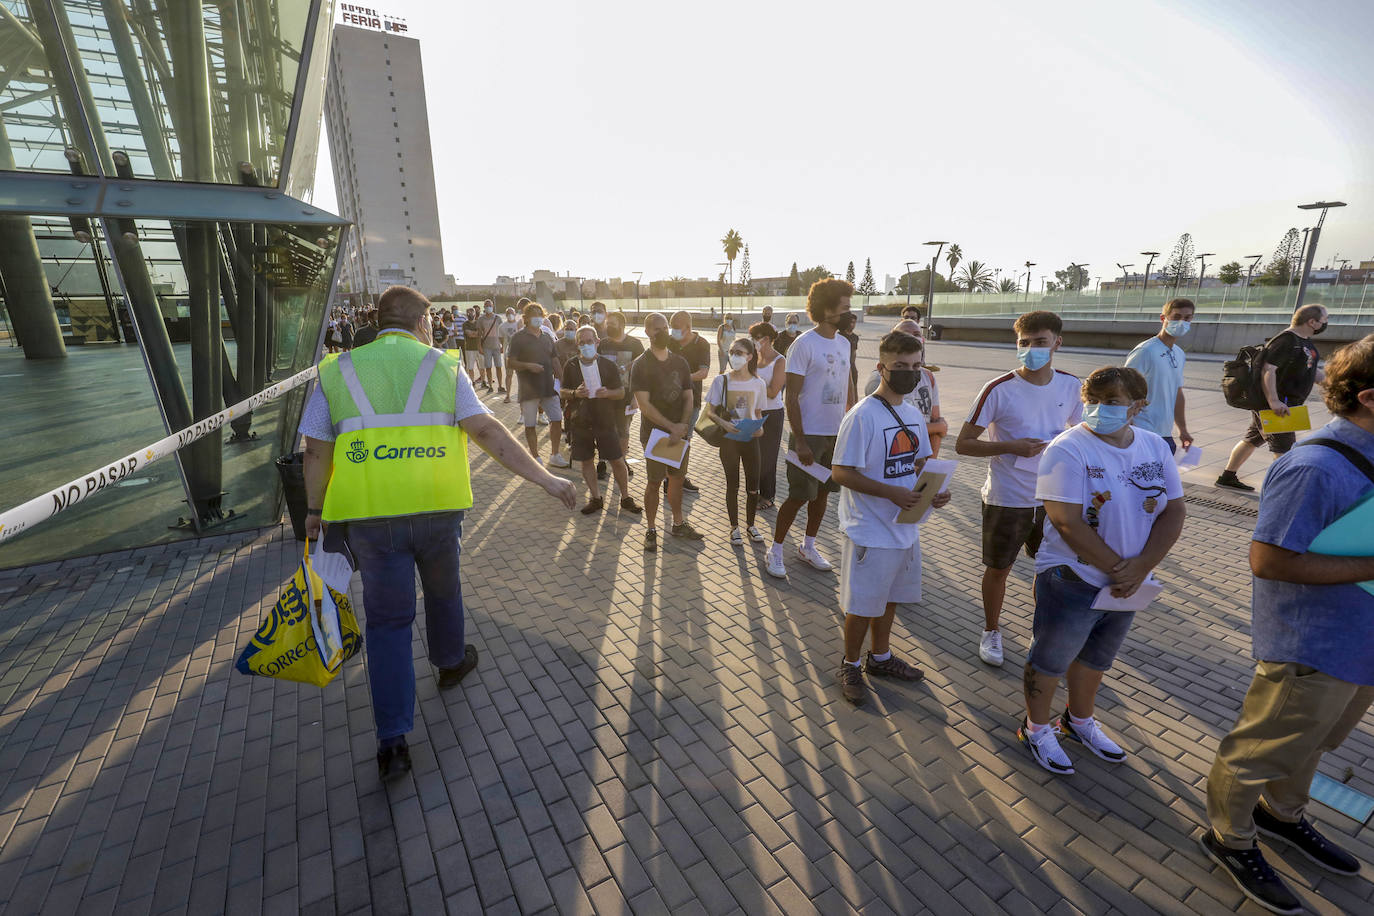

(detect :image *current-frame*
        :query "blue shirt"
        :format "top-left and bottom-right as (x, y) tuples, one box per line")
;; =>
(1250, 417), (1374, 685)
(1124, 336), (1185, 437)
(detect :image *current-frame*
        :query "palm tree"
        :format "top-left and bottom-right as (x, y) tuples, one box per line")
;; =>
(997, 277), (1020, 293)
(956, 260), (996, 292)
(720, 229), (744, 290)
(945, 244), (963, 283)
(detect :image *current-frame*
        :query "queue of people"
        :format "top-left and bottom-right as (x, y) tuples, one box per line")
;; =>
(306, 281), (1374, 916)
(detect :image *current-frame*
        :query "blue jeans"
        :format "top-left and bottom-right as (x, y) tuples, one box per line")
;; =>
(1027, 565), (1135, 677)
(344, 512), (466, 744)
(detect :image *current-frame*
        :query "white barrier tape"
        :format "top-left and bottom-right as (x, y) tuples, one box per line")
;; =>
(0, 365), (319, 545)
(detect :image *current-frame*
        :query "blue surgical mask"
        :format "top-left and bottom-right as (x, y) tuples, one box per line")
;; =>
(1017, 346), (1052, 371)
(670, 328), (684, 342)
(593, 312), (605, 324)
(564, 328), (576, 339)
(1083, 403), (1131, 434)
(579, 343), (597, 360)
(1164, 319), (1190, 337)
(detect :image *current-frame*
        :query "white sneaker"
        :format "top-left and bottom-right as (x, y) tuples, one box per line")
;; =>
(797, 544), (833, 571)
(537, 415), (550, 426)
(548, 454), (571, 468)
(765, 548), (787, 578)
(729, 528), (744, 547)
(979, 629), (1004, 667)
(1018, 719), (1074, 775)
(1058, 712), (1127, 763)
(747, 525), (765, 543)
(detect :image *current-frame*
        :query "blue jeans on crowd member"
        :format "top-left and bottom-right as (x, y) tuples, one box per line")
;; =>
(1027, 565), (1135, 677)
(345, 511), (466, 746)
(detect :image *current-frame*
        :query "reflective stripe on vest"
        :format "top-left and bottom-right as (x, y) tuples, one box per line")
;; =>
(318, 341), (473, 522)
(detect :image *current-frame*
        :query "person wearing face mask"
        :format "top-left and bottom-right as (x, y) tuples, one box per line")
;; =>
(749, 321), (787, 510)
(561, 326), (642, 516)
(1217, 304), (1330, 492)
(1125, 298), (1195, 454)
(830, 331), (946, 706)
(507, 302), (569, 467)
(775, 313), (801, 355)
(499, 306), (520, 401)
(702, 337), (769, 546)
(667, 311), (711, 492)
(591, 304), (607, 331)
(837, 311), (860, 391)
(956, 311), (1083, 667)
(716, 314), (737, 372)
(554, 317), (581, 369)
(632, 313), (704, 550)
(476, 299), (502, 391)
(1019, 366), (1184, 775)
(596, 308), (644, 480)
(863, 319), (946, 455)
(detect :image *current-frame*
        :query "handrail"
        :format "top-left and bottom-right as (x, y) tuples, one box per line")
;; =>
(0, 365), (318, 545)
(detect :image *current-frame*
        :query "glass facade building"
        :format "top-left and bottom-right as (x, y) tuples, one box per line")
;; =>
(0, 0), (347, 568)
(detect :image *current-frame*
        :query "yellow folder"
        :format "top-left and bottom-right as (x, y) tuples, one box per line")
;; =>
(1258, 404), (1311, 434)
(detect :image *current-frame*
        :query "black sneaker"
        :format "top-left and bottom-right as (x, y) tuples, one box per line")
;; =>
(864, 651), (924, 682)
(1198, 829), (1303, 915)
(437, 645), (478, 690)
(1216, 471), (1256, 492)
(835, 660), (867, 705)
(596, 460), (608, 480)
(1255, 805), (1361, 875)
(644, 528), (657, 552)
(682, 478), (699, 492)
(377, 739), (412, 781)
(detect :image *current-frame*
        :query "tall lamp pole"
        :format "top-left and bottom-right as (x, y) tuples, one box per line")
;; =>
(1195, 253), (1215, 293)
(1294, 201), (1347, 309)
(1139, 251), (1160, 309)
(1114, 263), (1134, 312)
(716, 261), (729, 317)
(633, 271), (642, 318)
(1241, 254), (1263, 310)
(904, 260), (918, 313)
(923, 240), (947, 333)
(1023, 261), (1036, 301)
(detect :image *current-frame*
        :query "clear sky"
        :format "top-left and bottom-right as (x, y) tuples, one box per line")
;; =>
(311, 0), (1374, 287)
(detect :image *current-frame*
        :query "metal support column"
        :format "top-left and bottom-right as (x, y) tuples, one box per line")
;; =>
(0, 126), (64, 358)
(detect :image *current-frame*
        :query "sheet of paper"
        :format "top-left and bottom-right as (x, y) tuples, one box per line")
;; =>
(785, 450), (831, 482)
(645, 428), (689, 468)
(625, 403), (638, 416)
(725, 417), (765, 443)
(1258, 404), (1311, 434)
(1091, 578), (1163, 612)
(1175, 446), (1202, 468)
(1308, 491), (1374, 597)
(893, 460), (958, 524)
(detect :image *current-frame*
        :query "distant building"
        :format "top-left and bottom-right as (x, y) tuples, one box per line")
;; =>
(749, 276), (791, 296)
(324, 17), (447, 297)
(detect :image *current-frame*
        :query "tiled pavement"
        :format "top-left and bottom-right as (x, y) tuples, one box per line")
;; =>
(1, 326), (1369, 916)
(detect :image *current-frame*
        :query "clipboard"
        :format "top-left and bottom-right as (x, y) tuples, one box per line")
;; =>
(1308, 491), (1374, 597)
(893, 459), (958, 524)
(1259, 405), (1311, 434)
(725, 417), (765, 442)
(645, 428), (689, 468)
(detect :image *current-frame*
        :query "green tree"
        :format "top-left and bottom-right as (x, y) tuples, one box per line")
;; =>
(1257, 228), (1300, 286)
(1052, 264), (1090, 291)
(1160, 233), (1196, 288)
(721, 229), (744, 289)
(956, 260), (996, 292)
(845, 261), (855, 285)
(997, 277), (1020, 293)
(739, 245), (752, 291)
(857, 258), (877, 296)
(799, 265), (833, 289)
(1217, 261), (1242, 285)
(786, 262), (802, 296)
(946, 243), (962, 281)
(896, 269), (956, 295)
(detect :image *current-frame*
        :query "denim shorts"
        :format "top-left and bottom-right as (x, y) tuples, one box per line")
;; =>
(1027, 565), (1135, 677)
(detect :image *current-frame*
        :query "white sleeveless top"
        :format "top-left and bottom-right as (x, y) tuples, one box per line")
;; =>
(759, 354), (785, 411)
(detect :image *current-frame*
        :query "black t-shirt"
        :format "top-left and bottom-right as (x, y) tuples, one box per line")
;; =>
(775, 328), (800, 355)
(669, 333), (712, 407)
(597, 334), (645, 407)
(507, 328), (557, 401)
(841, 330), (859, 384)
(561, 356), (621, 429)
(352, 324), (378, 348)
(1261, 329), (1320, 404)
(630, 350), (693, 442)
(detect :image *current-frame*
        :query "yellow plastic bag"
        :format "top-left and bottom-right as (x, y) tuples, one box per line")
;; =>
(235, 539), (363, 686)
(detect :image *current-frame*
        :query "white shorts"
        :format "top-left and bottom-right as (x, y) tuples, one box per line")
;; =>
(464, 349), (481, 371)
(839, 537), (922, 617)
(521, 395), (563, 427)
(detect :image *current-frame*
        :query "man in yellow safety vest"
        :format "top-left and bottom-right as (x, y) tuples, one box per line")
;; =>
(300, 286), (576, 779)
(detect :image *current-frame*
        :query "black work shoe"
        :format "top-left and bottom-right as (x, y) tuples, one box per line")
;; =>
(682, 478), (699, 492)
(644, 529), (657, 552)
(1198, 829), (1303, 915)
(1255, 805), (1361, 875)
(1216, 471), (1256, 492)
(580, 496), (604, 515)
(596, 460), (608, 480)
(835, 660), (867, 705)
(438, 645), (478, 690)
(864, 651), (924, 682)
(377, 740), (412, 781)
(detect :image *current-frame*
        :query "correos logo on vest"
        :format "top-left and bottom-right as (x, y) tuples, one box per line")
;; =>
(345, 438), (369, 464)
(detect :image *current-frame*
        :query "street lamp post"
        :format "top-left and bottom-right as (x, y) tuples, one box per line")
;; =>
(1294, 201), (1347, 310)
(1241, 254), (1263, 312)
(633, 271), (643, 319)
(716, 261), (729, 318)
(1195, 253), (1215, 293)
(923, 240), (947, 334)
(1114, 263), (1134, 315)
(904, 260), (918, 313)
(1023, 261), (1036, 301)
(1139, 251), (1160, 310)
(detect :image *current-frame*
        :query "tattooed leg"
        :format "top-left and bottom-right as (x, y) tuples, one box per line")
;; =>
(1024, 661), (1059, 725)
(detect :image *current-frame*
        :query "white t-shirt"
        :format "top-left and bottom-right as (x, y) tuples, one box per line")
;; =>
(834, 396), (933, 549)
(499, 319), (519, 342)
(705, 373), (767, 422)
(1034, 424), (1184, 587)
(966, 369), (1083, 508)
(758, 354), (785, 411)
(863, 367), (939, 424)
(785, 328), (852, 436)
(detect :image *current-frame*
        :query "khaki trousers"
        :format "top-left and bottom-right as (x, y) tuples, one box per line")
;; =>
(1207, 660), (1374, 846)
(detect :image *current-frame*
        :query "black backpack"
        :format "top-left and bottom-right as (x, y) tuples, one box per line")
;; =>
(1220, 342), (1268, 410)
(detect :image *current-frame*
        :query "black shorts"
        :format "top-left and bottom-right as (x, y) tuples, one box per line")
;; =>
(1243, 411), (1296, 454)
(615, 407), (633, 441)
(568, 424), (624, 463)
(981, 502), (1046, 570)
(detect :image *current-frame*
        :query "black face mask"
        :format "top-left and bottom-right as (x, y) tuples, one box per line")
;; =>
(652, 330), (672, 349)
(1313, 321), (1328, 335)
(836, 314), (857, 334)
(885, 368), (920, 395)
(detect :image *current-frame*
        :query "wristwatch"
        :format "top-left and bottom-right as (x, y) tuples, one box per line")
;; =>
(306, 508), (323, 517)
